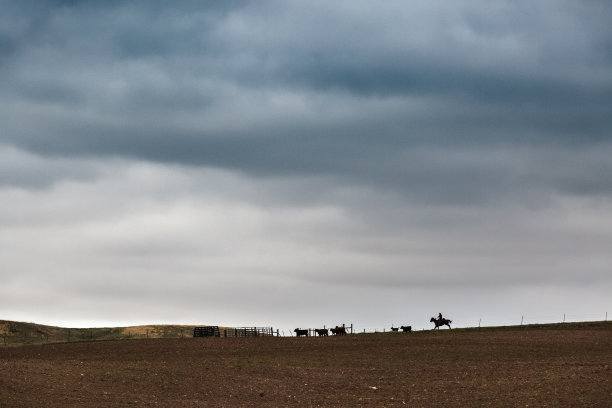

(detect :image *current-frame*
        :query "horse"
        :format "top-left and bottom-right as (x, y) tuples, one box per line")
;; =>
(400, 325), (412, 332)
(294, 328), (309, 337)
(315, 328), (329, 336)
(430, 317), (452, 330)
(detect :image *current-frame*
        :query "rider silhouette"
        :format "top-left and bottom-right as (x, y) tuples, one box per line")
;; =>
(438, 312), (443, 321)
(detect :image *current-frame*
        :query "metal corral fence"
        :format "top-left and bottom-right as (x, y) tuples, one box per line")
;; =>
(193, 326), (278, 338)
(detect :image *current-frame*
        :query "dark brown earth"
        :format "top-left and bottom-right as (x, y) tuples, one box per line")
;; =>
(1, 323), (610, 407)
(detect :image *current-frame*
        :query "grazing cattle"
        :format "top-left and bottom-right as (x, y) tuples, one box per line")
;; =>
(430, 317), (452, 330)
(330, 325), (347, 336)
(315, 328), (329, 336)
(400, 325), (412, 333)
(294, 328), (309, 337)
(391, 326), (399, 332)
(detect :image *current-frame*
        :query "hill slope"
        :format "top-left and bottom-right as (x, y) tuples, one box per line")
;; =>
(0, 320), (203, 346)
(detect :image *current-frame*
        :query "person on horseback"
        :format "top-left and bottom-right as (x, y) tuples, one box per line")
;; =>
(431, 313), (452, 329)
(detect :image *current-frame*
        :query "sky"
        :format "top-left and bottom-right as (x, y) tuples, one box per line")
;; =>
(1, 0), (611, 333)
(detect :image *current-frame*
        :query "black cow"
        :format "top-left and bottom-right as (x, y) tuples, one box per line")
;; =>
(330, 325), (347, 335)
(400, 325), (412, 333)
(391, 326), (399, 332)
(315, 328), (329, 336)
(294, 328), (309, 337)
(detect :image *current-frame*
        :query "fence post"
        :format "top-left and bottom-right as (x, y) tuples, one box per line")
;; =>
(521, 316), (523, 326)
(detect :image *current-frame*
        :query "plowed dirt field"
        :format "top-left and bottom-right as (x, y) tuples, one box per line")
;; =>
(1, 324), (610, 407)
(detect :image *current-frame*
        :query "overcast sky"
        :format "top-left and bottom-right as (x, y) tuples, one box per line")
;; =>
(1, 0), (611, 332)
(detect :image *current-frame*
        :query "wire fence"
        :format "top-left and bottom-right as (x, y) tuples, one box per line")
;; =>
(446, 312), (609, 330)
(281, 312), (609, 335)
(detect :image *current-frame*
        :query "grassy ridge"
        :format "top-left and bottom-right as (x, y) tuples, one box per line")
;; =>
(0, 320), (204, 346)
(1, 319), (610, 347)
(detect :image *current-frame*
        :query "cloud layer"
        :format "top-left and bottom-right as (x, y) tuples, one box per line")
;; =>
(1, 0), (611, 330)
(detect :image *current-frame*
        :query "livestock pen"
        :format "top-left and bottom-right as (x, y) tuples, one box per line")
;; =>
(193, 326), (278, 338)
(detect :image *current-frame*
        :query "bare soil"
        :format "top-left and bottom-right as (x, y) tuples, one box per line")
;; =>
(1, 323), (610, 407)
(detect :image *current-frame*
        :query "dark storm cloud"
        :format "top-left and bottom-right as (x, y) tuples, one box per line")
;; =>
(1, 0), (612, 200)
